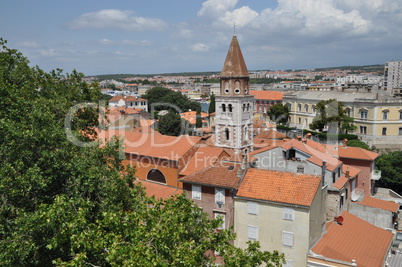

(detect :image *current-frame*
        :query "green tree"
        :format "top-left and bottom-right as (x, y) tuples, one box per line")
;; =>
(142, 86), (201, 113)
(157, 110), (183, 136)
(196, 108), (203, 128)
(340, 116), (357, 134)
(346, 139), (370, 150)
(376, 151), (402, 194)
(267, 103), (289, 124)
(0, 39), (284, 266)
(309, 99), (345, 132)
(208, 93), (216, 114)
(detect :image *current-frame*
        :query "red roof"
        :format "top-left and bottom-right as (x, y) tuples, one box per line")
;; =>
(98, 130), (201, 161)
(357, 196), (399, 213)
(109, 95), (147, 102)
(311, 211), (393, 267)
(179, 162), (242, 189)
(237, 168), (321, 206)
(326, 144), (379, 161)
(179, 146), (229, 176)
(250, 90), (283, 101)
(135, 180), (182, 200)
(332, 175), (349, 190)
(255, 129), (286, 139)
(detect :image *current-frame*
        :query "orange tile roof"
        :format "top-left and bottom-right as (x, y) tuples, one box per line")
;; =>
(311, 211), (393, 267)
(332, 175), (349, 190)
(237, 168), (321, 206)
(135, 180), (182, 200)
(179, 162), (242, 188)
(180, 111), (209, 120)
(326, 144), (379, 161)
(98, 130), (201, 161)
(255, 129), (286, 139)
(357, 196), (399, 213)
(342, 164), (361, 178)
(250, 90), (283, 101)
(179, 147), (229, 176)
(109, 95), (147, 102)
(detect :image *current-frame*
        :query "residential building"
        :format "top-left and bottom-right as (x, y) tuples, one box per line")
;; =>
(180, 162), (244, 230)
(309, 211), (394, 267)
(249, 90), (283, 113)
(109, 95), (148, 111)
(283, 90), (402, 150)
(215, 35), (255, 155)
(235, 168), (326, 267)
(384, 60), (402, 96)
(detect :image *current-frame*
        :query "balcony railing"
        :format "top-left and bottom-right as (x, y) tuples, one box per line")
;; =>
(371, 170), (382, 180)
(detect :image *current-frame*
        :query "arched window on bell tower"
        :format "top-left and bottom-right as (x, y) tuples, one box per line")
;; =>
(243, 104), (246, 112)
(247, 103), (250, 111)
(228, 104), (233, 112)
(225, 128), (230, 140)
(222, 104), (226, 112)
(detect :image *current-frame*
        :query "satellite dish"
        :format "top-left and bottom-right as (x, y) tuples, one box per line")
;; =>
(337, 216), (344, 224)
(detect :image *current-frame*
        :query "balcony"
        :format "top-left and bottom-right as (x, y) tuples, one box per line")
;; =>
(351, 189), (364, 202)
(371, 170), (382, 180)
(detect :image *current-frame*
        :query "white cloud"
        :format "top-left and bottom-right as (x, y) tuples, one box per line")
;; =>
(220, 6), (258, 28)
(69, 9), (168, 31)
(98, 39), (115, 45)
(190, 43), (210, 52)
(122, 40), (153, 46)
(18, 41), (42, 49)
(198, 0), (237, 18)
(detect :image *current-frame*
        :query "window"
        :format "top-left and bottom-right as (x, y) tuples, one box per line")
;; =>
(214, 212), (225, 229)
(192, 185), (201, 200)
(247, 103), (250, 111)
(147, 169), (166, 184)
(332, 172), (336, 183)
(222, 104), (226, 112)
(248, 225), (258, 240)
(298, 104), (302, 112)
(312, 105), (316, 114)
(399, 127), (402, 136)
(360, 110), (368, 119)
(225, 128), (230, 140)
(305, 104), (308, 112)
(346, 108), (351, 117)
(360, 126), (367, 134)
(247, 201), (258, 215)
(234, 88), (240, 94)
(296, 166), (304, 173)
(243, 104), (246, 111)
(215, 188), (225, 204)
(382, 127), (387, 136)
(228, 104), (233, 112)
(282, 231), (294, 247)
(283, 208), (294, 221)
(399, 111), (402, 120)
(382, 110), (389, 120)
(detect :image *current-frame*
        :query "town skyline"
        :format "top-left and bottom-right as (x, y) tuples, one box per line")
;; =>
(2, 0), (402, 75)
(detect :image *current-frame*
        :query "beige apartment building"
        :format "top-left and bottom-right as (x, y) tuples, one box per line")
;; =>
(283, 90), (402, 150)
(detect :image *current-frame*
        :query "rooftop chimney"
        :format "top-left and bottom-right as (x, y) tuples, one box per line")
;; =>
(345, 166), (350, 178)
(306, 133), (312, 139)
(296, 135), (302, 141)
(321, 160), (326, 186)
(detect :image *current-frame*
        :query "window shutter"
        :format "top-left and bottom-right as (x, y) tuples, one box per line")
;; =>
(248, 225), (258, 240)
(247, 201), (258, 215)
(282, 231), (294, 247)
(215, 188), (225, 204)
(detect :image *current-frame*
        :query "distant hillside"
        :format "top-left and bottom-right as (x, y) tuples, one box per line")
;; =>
(90, 65), (385, 80)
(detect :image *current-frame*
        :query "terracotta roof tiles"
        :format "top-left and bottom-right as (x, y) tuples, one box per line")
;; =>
(250, 90), (283, 101)
(311, 211), (393, 267)
(357, 196), (399, 213)
(237, 168), (321, 206)
(135, 180), (182, 200)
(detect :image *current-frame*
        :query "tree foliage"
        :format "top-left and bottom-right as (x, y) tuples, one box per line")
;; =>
(142, 86), (201, 113)
(267, 103), (289, 124)
(157, 111), (184, 136)
(0, 39), (284, 266)
(346, 139), (370, 150)
(376, 151), (402, 194)
(209, 93), (216, 114)
(309, 99), (346, 132)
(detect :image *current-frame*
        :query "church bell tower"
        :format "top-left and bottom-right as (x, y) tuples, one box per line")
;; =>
(215, 35), (254, 154)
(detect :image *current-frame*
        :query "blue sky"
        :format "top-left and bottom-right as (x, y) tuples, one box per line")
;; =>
(2, 0), (402, 75)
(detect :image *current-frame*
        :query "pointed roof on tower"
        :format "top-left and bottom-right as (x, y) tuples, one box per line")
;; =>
(221, 35), (249, 77)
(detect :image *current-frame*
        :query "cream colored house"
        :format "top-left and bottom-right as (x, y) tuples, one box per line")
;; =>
(283, 89), (402, 150)
(234, 168), (326, 267)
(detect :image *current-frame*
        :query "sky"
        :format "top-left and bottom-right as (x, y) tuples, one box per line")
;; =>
(1, 0), (402, 75)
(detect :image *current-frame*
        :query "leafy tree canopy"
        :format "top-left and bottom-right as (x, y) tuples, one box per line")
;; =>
(309, 99), (346, 132)
(0, 38), (284, 266)
(209, 93), (216, 114)
(267, 103), (289, 124)
(142, 86), (201, 114)
(346, 139), (370, 150)
(376, 151), (402, 195)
